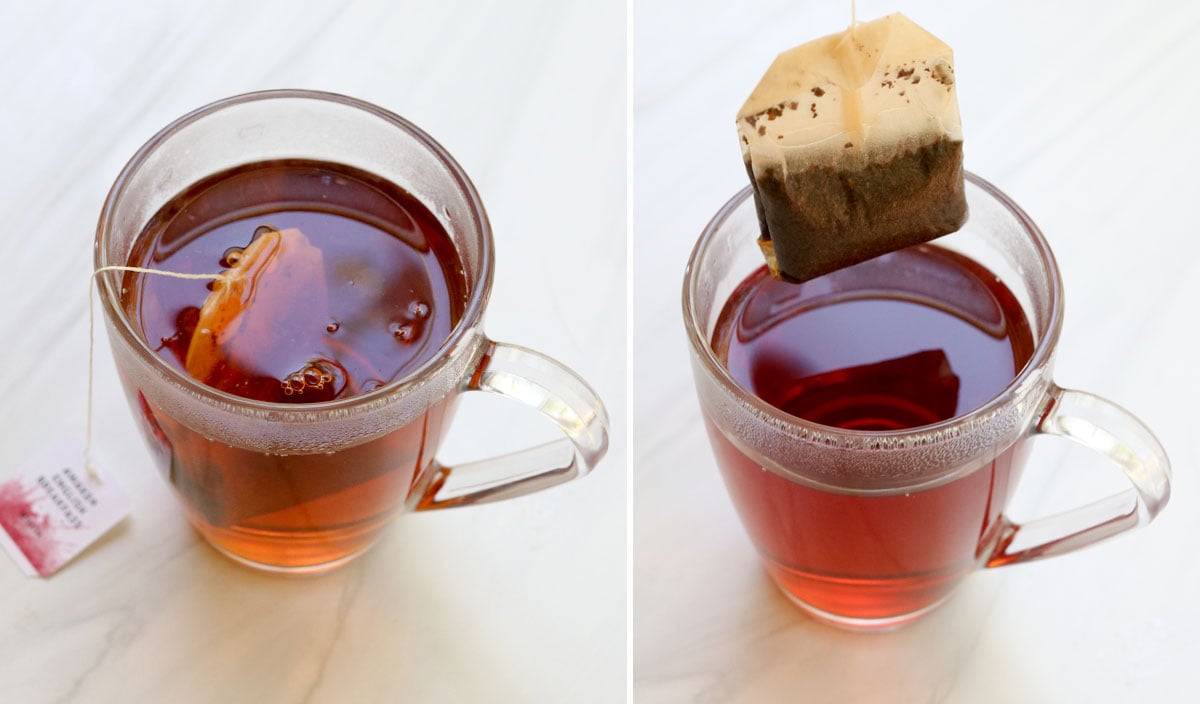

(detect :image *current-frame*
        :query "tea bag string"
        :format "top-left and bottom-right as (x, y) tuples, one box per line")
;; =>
(86, 266), (222, 482)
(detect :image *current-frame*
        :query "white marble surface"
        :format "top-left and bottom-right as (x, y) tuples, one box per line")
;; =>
(0, 1), (626, 702)
(634, 1), (1200, 702)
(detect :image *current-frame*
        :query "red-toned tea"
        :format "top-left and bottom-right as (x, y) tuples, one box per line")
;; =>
(120, 160), (467, 568)
(709, 244), (1035, 620)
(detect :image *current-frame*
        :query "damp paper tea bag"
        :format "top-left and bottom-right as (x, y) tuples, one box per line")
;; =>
(186, 227), (337, 398)
(737, 13), (967, 283)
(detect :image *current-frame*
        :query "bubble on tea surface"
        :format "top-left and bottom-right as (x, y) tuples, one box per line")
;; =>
(280, 359), (344, 400)
(390, 322), (415, 342)
(407, 300), (430, 320)
(252, 225), (277, 241)
(185, 227), (333, 393)
(220, 246), (245, 268)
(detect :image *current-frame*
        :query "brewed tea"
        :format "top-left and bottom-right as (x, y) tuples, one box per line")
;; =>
(709, 244), (1034, 620)
(120, 160), (467, 568)
(127, 160), (465, 404)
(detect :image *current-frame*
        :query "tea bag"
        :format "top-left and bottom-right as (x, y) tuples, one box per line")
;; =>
(186, 227), (338, 398)
(737, 13), (967, 283)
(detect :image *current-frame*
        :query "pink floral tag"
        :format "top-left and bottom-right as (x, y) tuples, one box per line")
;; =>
(0, 440), (129, 577)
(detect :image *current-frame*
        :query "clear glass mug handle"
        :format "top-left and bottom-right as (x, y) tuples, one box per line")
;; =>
(412, 340), (609, 510)
(987, 384), (1171, 567)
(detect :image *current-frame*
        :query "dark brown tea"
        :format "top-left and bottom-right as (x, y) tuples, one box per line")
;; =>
(121, 160), (467, 569)
(708, 244), (1035, 621)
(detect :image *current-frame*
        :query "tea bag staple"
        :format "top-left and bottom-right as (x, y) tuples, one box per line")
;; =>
(737, 13), (966, 283)
(186, 227), (329, 385)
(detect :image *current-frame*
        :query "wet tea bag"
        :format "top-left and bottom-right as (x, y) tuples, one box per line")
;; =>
(737, 13), (967, 283)
(186, 227), (338, 398)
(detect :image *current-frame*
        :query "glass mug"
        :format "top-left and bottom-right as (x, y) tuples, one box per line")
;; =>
(95, 90), (608, 573)
(683, 173), (1170, 630)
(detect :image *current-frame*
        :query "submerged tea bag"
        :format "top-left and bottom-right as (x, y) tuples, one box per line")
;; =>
(737, 13), (966, 283)
(186, 227), (338, 398)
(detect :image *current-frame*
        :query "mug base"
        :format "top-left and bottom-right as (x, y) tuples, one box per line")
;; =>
(205, 533), (382, 575)
(773, 581), (952, 632)
(179, 499), (401, 574)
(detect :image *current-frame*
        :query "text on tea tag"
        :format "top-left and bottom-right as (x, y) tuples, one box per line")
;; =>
(0, 439), (130, 577)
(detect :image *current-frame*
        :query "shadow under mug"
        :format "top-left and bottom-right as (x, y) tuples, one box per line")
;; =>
(95, 90), (609, 574)
(683, 173), (1170, 630)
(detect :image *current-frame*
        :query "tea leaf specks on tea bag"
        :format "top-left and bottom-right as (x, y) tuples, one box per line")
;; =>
(185, 227), (331, 390)
(737, 13), (966, 283)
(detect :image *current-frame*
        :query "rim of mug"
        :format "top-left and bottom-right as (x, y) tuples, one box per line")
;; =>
(682, 171), (1065, 443)
(94, 89), (495, 415)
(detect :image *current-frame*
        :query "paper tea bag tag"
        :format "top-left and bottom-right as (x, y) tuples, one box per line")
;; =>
(737, 13), (967, 283)
(0, 439), (129, 577)
(185, 227), (333, 395)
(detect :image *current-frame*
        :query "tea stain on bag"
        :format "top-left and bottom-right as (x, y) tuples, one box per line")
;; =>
(185, 227), (341, 399)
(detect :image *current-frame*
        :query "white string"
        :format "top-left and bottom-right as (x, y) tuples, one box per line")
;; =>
(86, 265), (222, 482)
